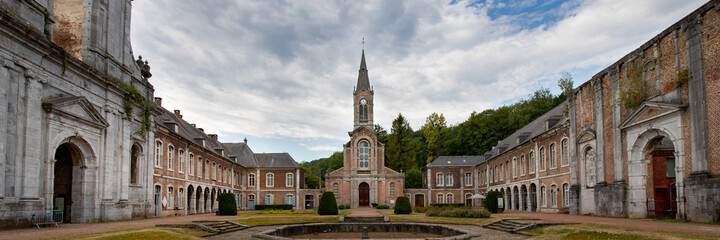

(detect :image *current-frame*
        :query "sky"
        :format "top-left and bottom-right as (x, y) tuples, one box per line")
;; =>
(130, 0), (708, 163)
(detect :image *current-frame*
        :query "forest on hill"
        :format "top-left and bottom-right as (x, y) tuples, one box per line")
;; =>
(301, 75), (573, 189)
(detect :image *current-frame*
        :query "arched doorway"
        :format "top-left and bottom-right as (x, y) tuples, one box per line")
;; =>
(187, 185), (194, 214)
(530, 183), (537, 212)
(513, 186), (519, 210)
(53, 143), (77, 222)
(195, 187), (202, 213)
(648, 137), (677, 218)
(358, 182), (370, 206)
(154, 185), (161, 216)
(521, 185), (528, 211)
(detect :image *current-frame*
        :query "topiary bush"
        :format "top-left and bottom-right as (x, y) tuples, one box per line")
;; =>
(218, 193), (237, 216)
(318, 192), (338, 215)
(394, 196), (411, 214)
(484, 191), (501, 213)
(376, 204), (390, 209)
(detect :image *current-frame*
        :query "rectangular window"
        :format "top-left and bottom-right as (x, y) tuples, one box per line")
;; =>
(540, 148), (546, 171)
(168, 187), (174, 209)
(436, 173), (444, 186)
(178, 150), (184, 173)
(266, 173), (274, 187)
(666, 157), (676, 177)
(167, 146), (174, 170)
(541, 186), (546, 207)
(189, 154), (194, 175)
(390, 182), (396, 198)
(178, 188), (184, 208)
(521, 155), (526, 176)
(550, 143), (557, 169)
(248, 174), (255, 187)
(563, 184), (570, 207)
(154, 141), (162, 167)
(446, 173), (453, 186)
(286, 173), (294, 187)
(465, 172), (472, 186)
(500, 164), (504, 180)
(513, 158), (517, 178)
(561, 139), (569, 166)
(529, 152), (535, 174)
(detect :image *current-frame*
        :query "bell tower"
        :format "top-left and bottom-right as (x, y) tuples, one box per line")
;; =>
(353, 49), (374, 129)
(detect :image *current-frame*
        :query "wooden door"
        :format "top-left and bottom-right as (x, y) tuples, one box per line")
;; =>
(415, 195), (424, 207)
(652, 150), (676, 218)
(359, 182), (370, 206)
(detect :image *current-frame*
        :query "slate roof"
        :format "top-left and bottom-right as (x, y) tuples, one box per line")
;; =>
(154, 105), (232, 161)
(483, 101), (568, 161)
(355, 50), (371, 92)
(427, 155), (485, 167)
(254, 153), (300, 168)
(222, 142), (257, 168)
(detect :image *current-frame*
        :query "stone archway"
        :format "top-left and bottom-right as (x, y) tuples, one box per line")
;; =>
(627, 128), (684, 219)
(521, 185), (528, 211)
(50, 137), (97, 223)
(530, 183), (537, 212)
(513, 186), (519, 210)
(187, 185), (195, 214)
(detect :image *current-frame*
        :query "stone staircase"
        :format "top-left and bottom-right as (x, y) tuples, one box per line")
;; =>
(482, 219), (537, 233)
(156, 220), (247, 235)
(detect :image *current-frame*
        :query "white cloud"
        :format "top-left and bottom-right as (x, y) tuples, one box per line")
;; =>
(130, 0), (708, 161)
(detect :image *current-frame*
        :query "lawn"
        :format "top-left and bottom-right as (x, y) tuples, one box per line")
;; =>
(524, 223), (718, 240)
(376, 209), (517, 225)
(51, 227), (207, 240)
(224, 209), (349, 226)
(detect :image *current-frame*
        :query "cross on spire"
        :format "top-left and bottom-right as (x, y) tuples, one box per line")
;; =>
(362, 37), (365, 51)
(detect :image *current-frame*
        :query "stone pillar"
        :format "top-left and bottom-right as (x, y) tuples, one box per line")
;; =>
(611, 67), (623, 181)
(0, 57), (13, 199)
(568, 91), (580, 215)
(189, 191), (196, 214)
(685, 14), (709, 175)
(21, 69), (46, 199)
(592, 79), (606, 184)
(197, 190), (204, 213)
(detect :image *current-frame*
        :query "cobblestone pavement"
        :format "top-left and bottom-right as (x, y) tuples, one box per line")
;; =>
(0, 213), (228, 240)
(500, 210), (720, 236)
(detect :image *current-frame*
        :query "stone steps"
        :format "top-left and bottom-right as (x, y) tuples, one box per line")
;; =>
(482, 219), (536, 233)
(193, 220), (248, 234)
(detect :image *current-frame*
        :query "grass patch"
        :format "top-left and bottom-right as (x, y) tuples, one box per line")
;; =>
(562, 230), (654, 240)
(376, 209), (505, 225)
(52, 227), (206, 240)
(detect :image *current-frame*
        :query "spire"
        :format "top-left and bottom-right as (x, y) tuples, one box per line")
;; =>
(356, 49), (371, 92)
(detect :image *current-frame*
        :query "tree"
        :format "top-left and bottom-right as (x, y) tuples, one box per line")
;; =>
(218, 193), (237, 215)
(374, 124), (388, 144)
(318, 192), (338, 215)
(304, 169), (320, 189)
(386, 113), (415, 172)
(423, 113), (446, 163)
(394, 196), (412, 214)
(404, 168), (423, 188)
(558, 72), (574, 115)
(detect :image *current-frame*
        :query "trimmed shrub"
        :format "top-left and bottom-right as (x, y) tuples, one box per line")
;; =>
(485, 191), (501, 213)
(425, 207), (490, 218)
(429, 203), (465, 208)
(394, 196), (412, 214)
(344, 205), (351, 209)
(218, 193), (237, 216)
(376, 204), (390, 209)
(318, 192), (338, 215)
(254, 204), (293, 210)
(338, 205), (345, 210)
(413, 206), (427, 213)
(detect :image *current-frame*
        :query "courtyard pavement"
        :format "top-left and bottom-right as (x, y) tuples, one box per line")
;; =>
(500, 210), (720, 237)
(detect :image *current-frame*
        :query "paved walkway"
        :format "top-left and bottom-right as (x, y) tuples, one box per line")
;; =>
(500, 210), (720, 237)
(346, 207), (383, 217)
(0, 213), (229, 240)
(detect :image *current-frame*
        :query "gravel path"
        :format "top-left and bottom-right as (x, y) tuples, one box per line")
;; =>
(500, 210), (720, 236)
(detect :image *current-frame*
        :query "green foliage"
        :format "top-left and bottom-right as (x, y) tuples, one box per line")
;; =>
(376, 204), (390, 209)
(122, 82), (151, 138)
(374, 124), (388, 144)
(484, 191), (501, 213)
(254, 204), (293, 210)
(218, 193), (237, 215)
(673, 68), (690, 87)
(394, 196), (412, 214)
(429, 203), (465, 208)
(620, 61), (646, 109)
(423, 113), (447, 163)
(338, 205), (351, 210)
(304, 170), (320, 189)
(300, 151), (343, 189)
(425, 207), (490, 218)
(413, 206), (427, 213)
(386, 113), (416, 172)
(558, 72), (574, 116)
(318, 192), (338, 215)
(404, 168), (423, 188)
(562, 231), (654, 240)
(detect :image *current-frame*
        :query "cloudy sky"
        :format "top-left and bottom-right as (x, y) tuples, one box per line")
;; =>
(130, 0), (707, 162)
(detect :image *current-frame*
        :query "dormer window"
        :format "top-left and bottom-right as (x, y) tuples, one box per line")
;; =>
(359, 98), (368, 122)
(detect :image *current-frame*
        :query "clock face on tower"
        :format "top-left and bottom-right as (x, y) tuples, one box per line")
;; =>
(360, 98), (367, 104)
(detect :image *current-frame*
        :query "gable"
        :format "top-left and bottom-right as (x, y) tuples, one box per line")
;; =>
(43, 96), (109, 128)
(619, 102), (686, 130)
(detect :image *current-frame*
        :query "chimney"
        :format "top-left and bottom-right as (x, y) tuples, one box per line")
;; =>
(198, 128), (204, 132)
(173, 110), (182, 118)
(244, 138), (248, 144)
(190, 123), (196, 128)
(208, 134), (218, 141)
(154, 97), (162, 106)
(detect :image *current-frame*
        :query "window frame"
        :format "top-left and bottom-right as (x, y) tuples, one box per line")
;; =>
(529, 151), (535, 174)
(520, 154), (526, 176)
(465, 172), (472, 186)
(561, 139), (569, 167)
(359, 141), (370, 168)
(154, 140), (163, 168)
(390, 182), (396, 198)
(248, 173), (256, 187)
(436, 173), (444, 186)
(446, 193), (454, 203)
(446, 173), (453, 186)
(540, 147), (546, 171)
(286, 173), (294, 187)
(266, 173), (274, 187)
(550, 143), (557, 169)
(178, 149), (184, 173)
(167, 145), (174, 171)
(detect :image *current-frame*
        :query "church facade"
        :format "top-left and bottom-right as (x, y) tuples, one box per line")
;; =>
(324, 51), (405, 207)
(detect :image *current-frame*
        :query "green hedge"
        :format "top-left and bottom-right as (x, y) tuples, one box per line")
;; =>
(318, 192), (338, 215)
(429, 203), (466, 208)
(376, 204), (390, 209)
(394, 196), (411, 214)
(254, 204), (293, 210)
(425, 208), (491, 218)
(484, 191), (501, 213)
(218, 193), (237, 215)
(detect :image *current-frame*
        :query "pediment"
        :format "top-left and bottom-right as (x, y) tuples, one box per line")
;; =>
(577, 129), (596, 144)
(619, 102), (686, 130)
(43, 96), (109, 128)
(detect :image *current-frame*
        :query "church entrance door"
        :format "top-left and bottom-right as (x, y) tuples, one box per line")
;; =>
(54, 144), (76, 223)
(359, 182), (369, 206)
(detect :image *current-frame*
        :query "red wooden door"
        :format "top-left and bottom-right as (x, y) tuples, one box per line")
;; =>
(415, 195), (424, 207)
(359, 183), (370, 206)
(652, 150), (676, 218)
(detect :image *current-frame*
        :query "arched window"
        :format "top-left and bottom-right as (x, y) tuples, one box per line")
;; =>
(437, 194), (444, 203)
(529, 151), (535, 174)
(551, 185), (558, 207)
(550, 143), (557, 169)
(131, 144), (140, 184)
(212, 162), (217, 180)
(512, 158), (518, 177)
(359, 98), (368, 122)
(333, 182), (339, 197)
(265, 194), (273, 204)
(285, 194), (295, 206)
(540, 186), (546, 207)
(178, 188), (184, 208)
(520, 155), (526, 176)
(154, 141), (162, 167)
(563, 183), (570, 207)
(178, 149), (184, 173)
(436, 173), (444, 186)
(266, 173), (274, 187)
(390, 182), (396, 198)
(561, 139), (569, 166)
(167, 145), (174, 170)
(359, 141), (369, 168)
(499, 163), (504, 179)
(286, 173), (294, 187)
(248, 173), (256, 187)
(540, 147), (546, 171)
(189, 153), (195, 175)
(205, 160), (210, 179)
(167, 186), (174, 209)
(446, 193), (454, 203)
